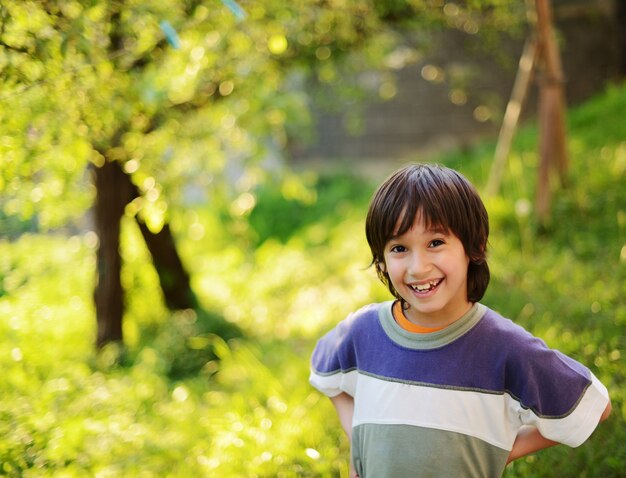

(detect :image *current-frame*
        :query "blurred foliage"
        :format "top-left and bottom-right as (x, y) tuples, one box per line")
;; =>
(246, 171), (375, 245)
(0, 81), (624, 476)
(0, 0), (526, 361)
(0, 0), (524, 236)
(1, 0), (526, 355)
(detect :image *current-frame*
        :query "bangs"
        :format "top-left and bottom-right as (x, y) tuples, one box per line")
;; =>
(391, 195), (451, 240)
(386, 172), (455, 241)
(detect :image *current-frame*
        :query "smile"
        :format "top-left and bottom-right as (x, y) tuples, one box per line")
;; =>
(409, 279), (442, 293)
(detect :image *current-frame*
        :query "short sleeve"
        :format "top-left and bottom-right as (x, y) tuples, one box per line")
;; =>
(309, 306), (372, 397)
(523, 370), (608, 447)
(508, 339), (609, 447)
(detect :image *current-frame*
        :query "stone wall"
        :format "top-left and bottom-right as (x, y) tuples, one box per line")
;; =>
(294, 0), (623, 163)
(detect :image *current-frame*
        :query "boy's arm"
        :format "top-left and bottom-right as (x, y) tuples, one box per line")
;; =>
(506, 426), (558, 464)
(330, 392), (358, 477)
(331, 392), (355, 439)
(507, 400), (612, 464)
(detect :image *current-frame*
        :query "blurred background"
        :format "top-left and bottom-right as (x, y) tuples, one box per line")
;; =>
(0, 0), (624, 476)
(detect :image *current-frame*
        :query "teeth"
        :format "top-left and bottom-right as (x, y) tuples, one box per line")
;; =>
(412, 280), (440, 292)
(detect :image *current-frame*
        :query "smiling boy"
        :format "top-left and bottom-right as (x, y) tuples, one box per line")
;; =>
(310, 164), (611, 477)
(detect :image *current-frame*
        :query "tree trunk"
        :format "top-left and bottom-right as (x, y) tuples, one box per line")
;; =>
(135, 220), (199, 310)
(92, 157), (234, 350)
(105, 164), (199, 311)
(92, 160), (135, 348)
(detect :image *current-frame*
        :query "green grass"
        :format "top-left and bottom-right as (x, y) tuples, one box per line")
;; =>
(1, 81), (625, 477)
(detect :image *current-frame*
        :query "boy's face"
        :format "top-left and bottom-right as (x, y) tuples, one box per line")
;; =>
(382, 213), (471, 327)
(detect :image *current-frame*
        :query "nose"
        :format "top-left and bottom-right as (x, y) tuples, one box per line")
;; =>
(407, 250), (431, 277)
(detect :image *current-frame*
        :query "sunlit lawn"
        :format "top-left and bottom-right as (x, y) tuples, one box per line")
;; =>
(1, 82), (624, 477)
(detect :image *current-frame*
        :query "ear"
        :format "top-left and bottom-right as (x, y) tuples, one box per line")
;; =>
(377, 261), (386, 273)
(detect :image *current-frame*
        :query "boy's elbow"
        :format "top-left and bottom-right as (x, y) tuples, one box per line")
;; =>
(599, 399), (612, 423)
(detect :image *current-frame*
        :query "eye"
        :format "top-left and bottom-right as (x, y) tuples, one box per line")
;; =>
(429, 239), (445, 248)
(389, 244), (407, 253)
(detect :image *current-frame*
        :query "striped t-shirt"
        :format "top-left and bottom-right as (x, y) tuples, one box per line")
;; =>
(310, 301), (609, 478)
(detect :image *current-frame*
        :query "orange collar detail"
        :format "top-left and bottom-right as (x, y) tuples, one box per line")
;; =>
(392, 301), (446, 334)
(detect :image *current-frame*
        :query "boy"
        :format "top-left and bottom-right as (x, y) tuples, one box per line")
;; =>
(309, 164), (611, 477)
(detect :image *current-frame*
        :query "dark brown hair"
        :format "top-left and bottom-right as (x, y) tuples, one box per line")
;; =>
(365, 163), (490, 303)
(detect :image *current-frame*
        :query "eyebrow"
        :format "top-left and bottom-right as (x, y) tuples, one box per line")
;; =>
(389, 224), (449, 241)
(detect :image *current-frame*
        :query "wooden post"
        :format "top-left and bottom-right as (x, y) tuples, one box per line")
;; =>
(535, 0), (569, 226)
(486, 37), (538, 197)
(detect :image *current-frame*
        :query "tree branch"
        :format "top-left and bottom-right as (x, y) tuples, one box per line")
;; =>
(0, 39), (32, 55)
